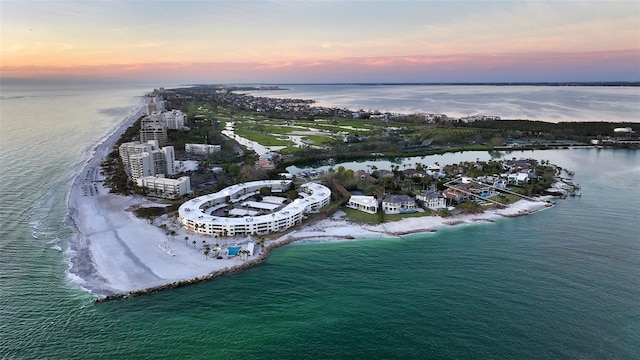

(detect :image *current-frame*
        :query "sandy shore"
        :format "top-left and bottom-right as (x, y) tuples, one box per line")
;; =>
(66, 109), (554, 298)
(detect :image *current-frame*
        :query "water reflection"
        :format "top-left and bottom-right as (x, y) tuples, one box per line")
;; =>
(286, 148), (617, 175)
(222, 122), (285, 156)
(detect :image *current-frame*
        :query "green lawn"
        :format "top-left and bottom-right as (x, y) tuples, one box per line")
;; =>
(303, 134), (337, 146)
(342, 207), (381, 225)
(343, 206), (438, 224)
(233, 127), (292, 146)
(383, 210), (434, 222)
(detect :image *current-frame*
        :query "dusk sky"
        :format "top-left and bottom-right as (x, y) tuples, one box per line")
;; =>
(1, 0), (639, 84)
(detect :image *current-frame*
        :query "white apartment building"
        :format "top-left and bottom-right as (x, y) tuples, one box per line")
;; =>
(161, 110), (187, 130)
(145, 98), (166, 115)
(179, 181), (331, 236)
(185, 143), (221, 156)
(163, 146), (175, 176)
(137, 175), (191, 199)
(120, 142), (175, 180)
(129, 152), (154, 179)
(144, 102), (156, 115)
(119, 141), (157, 172)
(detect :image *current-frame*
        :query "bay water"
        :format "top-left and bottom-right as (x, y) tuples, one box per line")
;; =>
(1, 83), (638, 359)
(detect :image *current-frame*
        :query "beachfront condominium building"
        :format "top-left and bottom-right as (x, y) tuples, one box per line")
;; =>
(129, 152), (154, 179)
(161, 110), (187, 130)
(119, 141), (157, 171)
(185, 143), (222, 156)
(140, 115), (168, 145)
(137, 175), (191, 199)
(179, 181), (331, 236)
(120, 141), (175, 180)
(162, 146), (175, 176)
(144, 97), (166, 115)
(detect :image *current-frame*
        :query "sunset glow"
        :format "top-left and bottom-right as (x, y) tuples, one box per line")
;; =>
(1, 0), (639, 83)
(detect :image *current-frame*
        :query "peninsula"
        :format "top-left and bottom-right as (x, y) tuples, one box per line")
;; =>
(67, 86), (597, 302)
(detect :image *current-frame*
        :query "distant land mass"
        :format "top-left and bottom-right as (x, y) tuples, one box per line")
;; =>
(256, 82), (640, 87)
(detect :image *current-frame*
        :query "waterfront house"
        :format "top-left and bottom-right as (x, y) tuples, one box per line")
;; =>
(375, 169), (394, 178)
(347, 195), (379, 214)
(415, 191), (447, 210)
(381, 194), (416, 214)
(443, 185), (474, 204)
(507, 172), (530, 186)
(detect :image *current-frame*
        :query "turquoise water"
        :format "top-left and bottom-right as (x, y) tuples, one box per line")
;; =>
(1, 84), (639, 359)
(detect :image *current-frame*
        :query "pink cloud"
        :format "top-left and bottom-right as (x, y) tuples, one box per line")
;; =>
(2, 49), (638, 83)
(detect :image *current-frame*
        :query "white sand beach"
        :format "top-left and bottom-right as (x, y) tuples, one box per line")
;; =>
(66, 109), (554, 297)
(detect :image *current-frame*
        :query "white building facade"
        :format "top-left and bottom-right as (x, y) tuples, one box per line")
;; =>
(161, 110), (187, 129)
(185, 143), (221, 156)
(137, 176), (191, 199)
(120, 142), (175, 180)
(346, 195), (379, 214)
(179, 181), (331, 236)
(416, 191), (447, 210)
(119, 141), (155, 171)
(381, 194), (417, 214)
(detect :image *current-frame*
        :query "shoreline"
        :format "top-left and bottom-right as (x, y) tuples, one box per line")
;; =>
(91, 197), (552, 303)
(64, 99), (556, 303)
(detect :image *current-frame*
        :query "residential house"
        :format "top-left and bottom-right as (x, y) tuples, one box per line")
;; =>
(381, 194), (416, 214)
(258, 152), (280, 169)
(416, 191), (447, 210)
(347, 195), (379, 214)
(354, 170), (377, 183)
(375, 169), (394, 179)
(508, 172), (530, 186)
(443, 184), (474, 204)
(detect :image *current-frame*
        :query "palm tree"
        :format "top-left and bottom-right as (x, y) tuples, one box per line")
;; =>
(192, 240), (196, 248)
(184, 236), (189, 246)
(238, 249), (249, 261)
(204, 247), (210, 259)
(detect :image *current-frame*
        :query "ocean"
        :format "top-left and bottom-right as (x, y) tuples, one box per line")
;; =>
(0, 83), (638, 359)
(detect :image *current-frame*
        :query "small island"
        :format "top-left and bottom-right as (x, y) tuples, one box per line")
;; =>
(67, 85), (623, 303)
